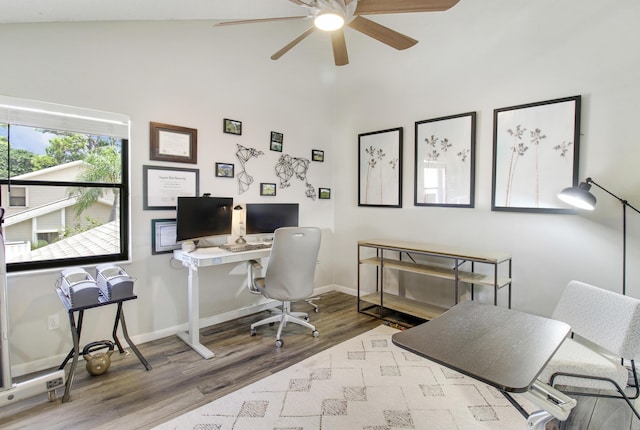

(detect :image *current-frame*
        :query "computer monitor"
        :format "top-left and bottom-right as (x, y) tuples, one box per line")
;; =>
(245, 203), (299, 235)
(175, 196), (233, 242)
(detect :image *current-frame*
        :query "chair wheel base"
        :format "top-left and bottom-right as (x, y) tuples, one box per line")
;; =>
(250, 329), (256, 336)
(275, 339), (284, 348)
(312, 330), (319, 338)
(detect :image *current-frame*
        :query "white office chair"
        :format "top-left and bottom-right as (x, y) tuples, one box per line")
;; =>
(247, 227), (321, 348)
(537, 280), (640, 420)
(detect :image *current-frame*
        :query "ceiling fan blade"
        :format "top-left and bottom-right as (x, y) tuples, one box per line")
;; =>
(331, 29), (349, 66)
(271, 27), (316, 60)
(287, 0), (309, 5)
(348, 15), (417, 50)
(355, 0), (460, 14)
(215, 16), (307, 27)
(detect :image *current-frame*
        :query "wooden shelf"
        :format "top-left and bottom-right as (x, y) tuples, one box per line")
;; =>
(357, 239), (512, 324)
(360, 257), (511, 289)
(359, 292), (449, 321)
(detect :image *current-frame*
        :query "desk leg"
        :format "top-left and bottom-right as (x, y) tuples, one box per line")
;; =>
(116, 303), (152, 370)
(176, 264), (215, 359)
(62, 311), (81, 403)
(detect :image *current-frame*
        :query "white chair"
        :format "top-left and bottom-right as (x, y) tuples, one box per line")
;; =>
(247, 227), (321, 348)
(538, 280), (640, 420)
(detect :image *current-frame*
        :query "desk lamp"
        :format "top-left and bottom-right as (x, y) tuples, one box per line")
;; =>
(558, 177), (640, 295)
(234, 205), (247, 244)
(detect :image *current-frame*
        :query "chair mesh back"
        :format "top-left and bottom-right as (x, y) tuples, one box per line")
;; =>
(552, 280), (640, 359)
(264, 227), (321, 302)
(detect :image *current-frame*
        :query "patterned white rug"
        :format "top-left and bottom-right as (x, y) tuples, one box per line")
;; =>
(154, 325), (531, 430)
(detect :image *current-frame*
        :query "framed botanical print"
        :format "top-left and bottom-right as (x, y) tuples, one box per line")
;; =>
(492, 95), (581, 213)
(358, 127), (403, 208)
(415, 112), (476, 207)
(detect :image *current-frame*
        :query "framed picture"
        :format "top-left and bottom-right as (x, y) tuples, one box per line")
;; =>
(143, 165), (199, 210)
(270, 131), (283, 152)
(215, 162), (234, 178)
(224, 118), (242, 135)
(492, 95), (581, 213)
(319, 188), (331, 199)
(150, 122), (197, 164)
(151, 219), (181, 254)
(358, 127), (403, 208)
(312, 149), (324, 162)
(414, 112), (476, 208)
(260, 182), (277, 196)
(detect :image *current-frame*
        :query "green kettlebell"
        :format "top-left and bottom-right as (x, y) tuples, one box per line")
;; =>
(82, 340), (115, 376)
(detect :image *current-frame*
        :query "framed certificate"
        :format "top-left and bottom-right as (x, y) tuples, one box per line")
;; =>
(143, 165), (199, 210)
(150, 122), (197, 164)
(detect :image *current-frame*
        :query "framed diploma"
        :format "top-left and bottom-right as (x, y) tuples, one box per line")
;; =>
(150, 121), (197, 164)
(143, 165), (199, 210)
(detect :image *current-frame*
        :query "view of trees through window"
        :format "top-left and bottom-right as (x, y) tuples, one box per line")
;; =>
(0, 122), (129, 272)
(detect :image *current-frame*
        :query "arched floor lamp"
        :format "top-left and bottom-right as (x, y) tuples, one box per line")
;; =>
(558, 177), (640, 296)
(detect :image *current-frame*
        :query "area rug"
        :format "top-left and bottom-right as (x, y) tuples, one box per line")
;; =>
(154, 325), (531, 430)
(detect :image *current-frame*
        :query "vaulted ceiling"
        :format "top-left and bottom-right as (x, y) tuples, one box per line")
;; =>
(0, 0), (302, 23)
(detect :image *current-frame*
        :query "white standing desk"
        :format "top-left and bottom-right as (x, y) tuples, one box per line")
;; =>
(173, 246), (271, 359)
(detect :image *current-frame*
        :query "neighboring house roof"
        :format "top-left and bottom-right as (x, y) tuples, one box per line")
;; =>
(11, 220), (120, 261)
(12, 160), (87, 180)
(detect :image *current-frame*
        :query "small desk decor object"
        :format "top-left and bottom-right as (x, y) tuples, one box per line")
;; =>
(224, 118), (242, 135)
(358, 127), (403, 208)
(414, 112), (476, 208)
(149, 121), (197, 164)
(492, 95), (581, 213)
(143, 165), (199, 210)
(392, 301), (576, 430)
(270, 131), (283, 152)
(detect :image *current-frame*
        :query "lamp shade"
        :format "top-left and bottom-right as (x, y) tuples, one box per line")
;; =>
(314, 12), (344, 31)
(557, 181), (597, 210)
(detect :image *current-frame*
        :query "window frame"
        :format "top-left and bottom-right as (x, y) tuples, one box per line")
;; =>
(0, 96), (130, 273)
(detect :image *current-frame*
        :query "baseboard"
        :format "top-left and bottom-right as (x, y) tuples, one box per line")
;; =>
(12, 285), (354, 377)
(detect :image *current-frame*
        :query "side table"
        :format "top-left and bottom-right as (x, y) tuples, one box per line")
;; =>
(56, 288), (151, 402)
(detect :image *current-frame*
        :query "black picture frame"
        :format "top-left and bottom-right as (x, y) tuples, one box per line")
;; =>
(224, 118), (242, 135)
(312, 149), (324, 162)
(358, 127), (403, 208)
(151, 219), (180, 254)
(150, 121), (197, 164)
(319, 188), (331, 199)
(260, 182), (277, 196)
(492, 95), (581, 213)
(270, 131), (283, 152)
(143, 165), (199, 210)
(215, 162), (235, 178)
(414, 112), (476, 208)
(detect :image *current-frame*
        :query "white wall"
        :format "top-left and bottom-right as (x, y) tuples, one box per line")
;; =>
(1, 0), (639, 375)
(0, 20), (338, 374)
(332, 0), (640, 316)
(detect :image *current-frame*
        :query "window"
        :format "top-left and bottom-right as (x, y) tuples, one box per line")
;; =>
(8, 186), (26, 207)
(0, 95), (130, 272)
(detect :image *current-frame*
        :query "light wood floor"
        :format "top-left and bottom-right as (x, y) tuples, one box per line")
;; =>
(0, 291), (636, 429)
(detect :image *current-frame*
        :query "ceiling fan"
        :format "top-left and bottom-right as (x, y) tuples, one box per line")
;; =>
(215, 0), (460, 66)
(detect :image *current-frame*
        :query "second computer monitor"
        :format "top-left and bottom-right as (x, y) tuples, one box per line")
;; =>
(245, 203), (299, 235)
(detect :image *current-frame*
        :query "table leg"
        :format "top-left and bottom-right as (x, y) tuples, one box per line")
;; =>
(116, 303), (151, 370)
(61, 311), (81, 402)
(176, 264), (215, 359)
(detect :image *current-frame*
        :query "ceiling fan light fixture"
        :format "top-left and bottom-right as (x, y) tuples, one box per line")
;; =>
(314, 11), (344, 31)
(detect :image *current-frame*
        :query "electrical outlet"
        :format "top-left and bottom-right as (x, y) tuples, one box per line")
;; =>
(47, 314), (59, 330)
